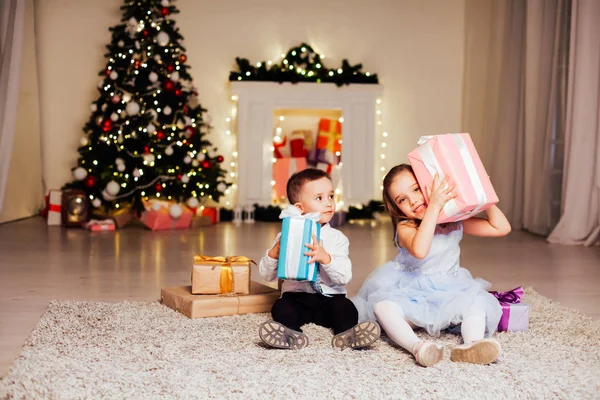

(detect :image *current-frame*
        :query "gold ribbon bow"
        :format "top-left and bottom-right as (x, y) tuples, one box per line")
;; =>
(193, 256), (256, 294)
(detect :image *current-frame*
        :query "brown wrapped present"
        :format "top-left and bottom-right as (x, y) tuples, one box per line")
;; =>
(192, 256), (254, 295)
(161, 281), (280, 319)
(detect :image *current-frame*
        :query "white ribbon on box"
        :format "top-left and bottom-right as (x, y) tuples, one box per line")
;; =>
(278, 206), (320, 281)
(417, 135), (488, 219)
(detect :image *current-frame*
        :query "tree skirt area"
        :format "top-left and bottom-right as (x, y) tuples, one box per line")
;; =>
(1, 288), (599, 399)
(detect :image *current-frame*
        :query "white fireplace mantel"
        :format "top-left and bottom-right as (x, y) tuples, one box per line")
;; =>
(231, 81), (383, 207)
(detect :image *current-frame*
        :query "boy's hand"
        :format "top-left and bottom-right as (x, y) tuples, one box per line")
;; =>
(267, 238), (280, 259)
(304, 234), (332, 265)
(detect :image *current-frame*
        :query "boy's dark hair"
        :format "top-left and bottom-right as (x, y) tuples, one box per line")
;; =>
(286, 168), (331, 204)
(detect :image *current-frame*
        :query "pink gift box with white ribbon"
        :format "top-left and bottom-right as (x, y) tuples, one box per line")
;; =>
(408, 133), (498, 223)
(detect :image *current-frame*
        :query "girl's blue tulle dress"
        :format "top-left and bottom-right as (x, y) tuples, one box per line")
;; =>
(353, 222), (501, 337)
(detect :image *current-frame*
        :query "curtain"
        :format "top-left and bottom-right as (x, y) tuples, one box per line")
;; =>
(548, 0), (600, 246)
(0, 0), (25, 214)
(0, 0), (43, 224)
(462, 0), (570, 236)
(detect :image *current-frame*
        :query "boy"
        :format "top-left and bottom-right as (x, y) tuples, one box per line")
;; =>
(258, 168), (380, 350)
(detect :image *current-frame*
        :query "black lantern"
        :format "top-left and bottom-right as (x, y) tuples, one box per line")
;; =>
(61, 189), (91, 227)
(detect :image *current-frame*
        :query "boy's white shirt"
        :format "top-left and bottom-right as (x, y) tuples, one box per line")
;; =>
(258, 223), (352, 295)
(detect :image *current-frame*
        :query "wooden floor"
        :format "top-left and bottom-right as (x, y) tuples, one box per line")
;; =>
(1, 217), (599, 376)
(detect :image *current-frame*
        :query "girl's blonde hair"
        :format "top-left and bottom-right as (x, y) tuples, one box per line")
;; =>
(382, 164), (419, 241)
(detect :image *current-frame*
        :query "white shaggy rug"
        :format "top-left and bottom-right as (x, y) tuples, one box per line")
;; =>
(1, 288), (599, 399)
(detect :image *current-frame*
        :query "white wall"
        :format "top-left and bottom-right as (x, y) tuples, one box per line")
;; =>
(34, 0), (465, 196)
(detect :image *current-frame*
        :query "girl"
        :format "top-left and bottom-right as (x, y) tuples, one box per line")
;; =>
(353, 164), (511, 367)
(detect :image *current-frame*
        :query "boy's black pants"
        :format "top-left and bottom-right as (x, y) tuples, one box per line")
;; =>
(271, 292), (358, 335)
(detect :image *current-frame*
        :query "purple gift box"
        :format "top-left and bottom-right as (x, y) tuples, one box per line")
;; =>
(490, 287), (530, 332)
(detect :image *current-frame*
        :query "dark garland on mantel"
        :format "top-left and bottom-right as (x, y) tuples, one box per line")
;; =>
(229, 43), (378, 87)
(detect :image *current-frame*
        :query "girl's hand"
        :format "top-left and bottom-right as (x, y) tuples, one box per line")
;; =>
(304, 234), (332, 265)
(426, 174), (456, 213)
(267, 238), (280, 259)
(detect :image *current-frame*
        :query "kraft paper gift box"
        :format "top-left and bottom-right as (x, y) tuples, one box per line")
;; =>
(277, 206), (321, 281)
(46, 190), (63, 226)
(190, 215), (213, 228)
(191, 256), (253, 295)
(273, 158), (308, 200)
(140, 200), (193, 230)
(490, 287), (530, 332)
(408, 133), (499, 223)
(161, 281), (280, 319)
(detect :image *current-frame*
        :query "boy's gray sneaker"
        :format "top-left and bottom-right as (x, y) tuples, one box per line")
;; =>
(259, 320), (309, 350)
(332, 321), (381, 350)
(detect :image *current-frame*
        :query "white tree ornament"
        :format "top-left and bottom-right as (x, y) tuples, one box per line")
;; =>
(156, 31), (170, 46)
(105, 181), (121, 196)
(73, 167), (88, 181)
(126, 101), (140, 116)
(186, 197), (199, 208)
(169, 204), (182, 219)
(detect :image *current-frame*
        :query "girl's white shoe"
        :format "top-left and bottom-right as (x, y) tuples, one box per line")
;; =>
(412, 340), (444, 367)
(450, 338), (501, 364)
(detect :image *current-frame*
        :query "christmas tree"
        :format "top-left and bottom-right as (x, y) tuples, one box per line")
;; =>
(64, 0), (228, 214)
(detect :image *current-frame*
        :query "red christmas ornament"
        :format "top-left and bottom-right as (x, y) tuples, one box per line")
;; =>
(85, 176), (97, 188)
(161, 7), (169, 16)
(142, 29), (149, 37)
(175, 89), (181, 96)
(156, 131), (166, 140)
(164, 80), (175, 91)
(201, 161), (211, 169)
(144, 146), (150, 154)
(167, 64), (174, 73)
(155, 183), (163, 192)
(183, 105), (189, 114)
(101, 119), (112, 132)
(111, 95), (120, 103)
(179, 54), (187, 63)
(177, 173), (182, 180)
(216, 155), (224, 163)
(134, 60), (141, 69)
(104, 69), (111, 76)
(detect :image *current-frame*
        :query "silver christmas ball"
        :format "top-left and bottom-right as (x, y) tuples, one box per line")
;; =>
(217, 182), (227, 193)
(92, 198), (102, 208)
(181, 174), (190, 183)
(149, 72), (158, 83)
(80, 137), (89, 146)
(192, 160), (200, 167)
(170, 71), (179, 82)
(109, 71), (118, 80)
(133, 168), (141, 178)
(117, 164), (126, 172)
(110, 113), (119, 122)
(196, 152), (206, 161)
(146, 124), (156, 133)
(117, 40), (124, 47)
(165, 147), (174, 156)
(163, 105), (172, 115)
(184, 156), (192, 164)
(151, 202), (161, 211)
(90, 104), (97, 112)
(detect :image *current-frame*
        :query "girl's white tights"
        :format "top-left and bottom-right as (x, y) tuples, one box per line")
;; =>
(373, 300), (488, 352)
(373, 300), (420, 353)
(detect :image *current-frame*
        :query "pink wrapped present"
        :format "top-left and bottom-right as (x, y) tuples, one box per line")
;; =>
(140, 200), (193, 231)
(489, 287), (529, 332)
(273, 157), (308, 201)
(408, 133), (498, 223)
(85, 219), (116, 232)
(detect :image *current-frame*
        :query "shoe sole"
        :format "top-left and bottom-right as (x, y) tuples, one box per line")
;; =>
(332, 321), (381, 350)
(450, 339), (501, 364)
(416, 343), (444, 367)
(258, 320), (309, 350)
